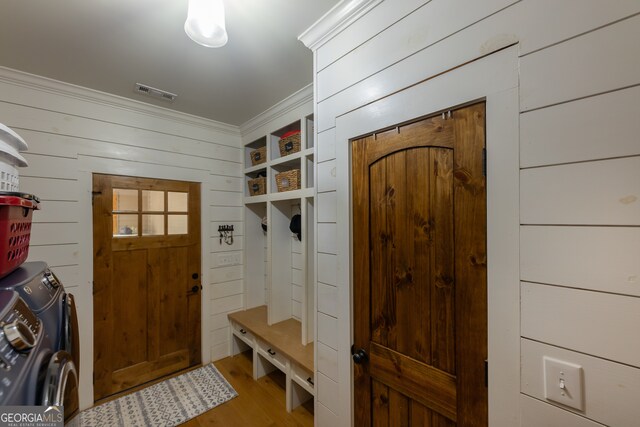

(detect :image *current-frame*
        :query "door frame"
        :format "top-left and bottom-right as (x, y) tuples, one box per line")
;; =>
(331, 45), (520, 425)
(76, 165), (211, 411)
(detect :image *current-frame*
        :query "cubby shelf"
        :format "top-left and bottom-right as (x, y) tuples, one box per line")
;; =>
(242, 112), (315, 346)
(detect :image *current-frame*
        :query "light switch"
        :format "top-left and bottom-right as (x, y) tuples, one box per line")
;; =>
(543, 356), (584, 411)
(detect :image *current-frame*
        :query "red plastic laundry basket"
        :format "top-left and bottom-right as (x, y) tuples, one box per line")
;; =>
(0, 192), (39, 278)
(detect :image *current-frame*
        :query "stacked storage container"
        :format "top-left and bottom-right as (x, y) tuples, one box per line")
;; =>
(0, 123), (39, 278)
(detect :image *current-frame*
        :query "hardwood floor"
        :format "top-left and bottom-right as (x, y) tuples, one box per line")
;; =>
(182, 351), (314, 426)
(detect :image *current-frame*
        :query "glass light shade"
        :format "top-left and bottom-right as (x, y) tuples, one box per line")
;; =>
(184, 0), (228, 48)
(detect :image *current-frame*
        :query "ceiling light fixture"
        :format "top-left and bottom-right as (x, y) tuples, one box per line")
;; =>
(184, 0), (228, 48)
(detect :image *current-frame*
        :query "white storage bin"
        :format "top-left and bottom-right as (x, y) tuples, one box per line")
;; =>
(0, 162), (19, 191)
(0, 123), (29, 191)
(0, 123), (28, 152)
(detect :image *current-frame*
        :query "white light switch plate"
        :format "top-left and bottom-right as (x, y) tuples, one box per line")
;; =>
(543, 356), (584, 411)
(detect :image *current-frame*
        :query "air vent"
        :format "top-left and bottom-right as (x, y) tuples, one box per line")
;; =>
(134, 83), (177, 103)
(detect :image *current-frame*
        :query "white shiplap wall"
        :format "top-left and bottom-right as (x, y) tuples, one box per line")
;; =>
(0, 67), (243, 410)
(301, 0), (640, 426)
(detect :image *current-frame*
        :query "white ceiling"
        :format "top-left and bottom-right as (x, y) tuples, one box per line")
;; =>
(0, 0), (338, 126)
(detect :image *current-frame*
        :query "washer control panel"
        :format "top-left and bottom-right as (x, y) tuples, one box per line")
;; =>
(0, 290), (43, 404)
(0, 262), (62, 314)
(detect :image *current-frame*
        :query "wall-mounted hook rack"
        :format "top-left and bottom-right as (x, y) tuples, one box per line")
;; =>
(218, 225), (234, 245)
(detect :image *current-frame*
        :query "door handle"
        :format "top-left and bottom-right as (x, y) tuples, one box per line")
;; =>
(190, 284), (202, 294)
(351, 348), (369, 364)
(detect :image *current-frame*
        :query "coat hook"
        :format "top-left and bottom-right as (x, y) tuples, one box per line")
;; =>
(218, 225), (234, 245)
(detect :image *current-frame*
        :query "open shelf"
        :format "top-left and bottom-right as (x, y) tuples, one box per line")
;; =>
(243, 109), (315, 347)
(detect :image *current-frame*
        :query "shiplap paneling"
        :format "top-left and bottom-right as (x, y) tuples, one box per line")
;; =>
(292, 283), (303, 302)
(0, 71), (239, 147)
(210, 206), (243, 221)
(316, 2), (521, 132)
(521, 86), (640, 168)
(0, 102), (239, 162)
(210, 190), (242, 207)
(317, 223), (337, 254)
(317, 342), (339, 382)
(520, 395), (605, 427)
(49, 265), (80, 287)
(317, 0), (514, 101)
(210, 265), (243, 284)
(209, 175), (242, 192)
(317, 192), (337, 223)
(317, 282), (338, 318)
(317, 373), (340, 415)
(317, 253), (337, 286)
(10, 128), (82, 158)
(212, 281), (243, 299)
(521, 226), (640, 296)
(211, 294), (244, 315)
(520, 157), (640, 225)
(521, 339), (640, 426)
(30, 201), (79, 223)
(317, 160), (337, 192)
(518, 0), (640, 56)
(292, 252), (303, 270)
(210, 327), (228, 345)
(520, 14), (640, 112)
(211, 341), (229, 362)
(317, 128), (336, 162)
(27, 244), (79, 267)
(19, 177), (79, 201)
(316, 402), (338, 426)
(292, 300), (302, 320)
(291, 268), (303, 286)
(29, 223), (78, 245)
(521, 283), (640, 367)
(21, 153), (78, 180)
(316, 0), (425, 71)
(210, 312), (230, 331)
(317, 312), (338, 350)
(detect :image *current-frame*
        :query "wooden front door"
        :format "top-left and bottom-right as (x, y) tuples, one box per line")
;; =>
(92, 174), (202, 401)
(352, 103), (487, 426)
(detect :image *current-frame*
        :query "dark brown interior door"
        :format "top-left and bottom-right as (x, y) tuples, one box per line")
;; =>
(352, 103), (487, 426)
(92, 174), (202, 401)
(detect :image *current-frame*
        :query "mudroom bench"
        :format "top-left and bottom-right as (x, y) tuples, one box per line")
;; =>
(228, 306), (314, 412)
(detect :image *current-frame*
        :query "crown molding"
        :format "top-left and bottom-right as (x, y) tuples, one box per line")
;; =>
(298, 0), (383, 51)
(0, 66), (241, 136)
(239, 84), (313, 137)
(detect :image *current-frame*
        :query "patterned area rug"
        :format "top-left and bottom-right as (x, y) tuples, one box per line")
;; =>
(80, 364), (238, 426)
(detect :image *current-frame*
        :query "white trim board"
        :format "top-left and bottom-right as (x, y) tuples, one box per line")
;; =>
(331, 45), (520, 426)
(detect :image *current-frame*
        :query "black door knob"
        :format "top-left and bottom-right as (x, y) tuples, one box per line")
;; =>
(191, 285), (200, 293)
(351, 348), (368, 364)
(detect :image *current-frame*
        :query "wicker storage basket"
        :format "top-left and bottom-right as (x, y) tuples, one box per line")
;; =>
(278, 131), (301, 157)
(247, 176), (266, 196)
(275, 169), (300, 192)
(249, 146), (266, 166)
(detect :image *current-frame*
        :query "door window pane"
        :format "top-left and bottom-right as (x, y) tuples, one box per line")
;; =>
(113, 214), (138, 237)
(113, 189), (138, 212)
(142, 214), (164, 236)
(168, 192), (188, 212)
(168, 214), (188, 235)
(142, 190), (164, 212)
